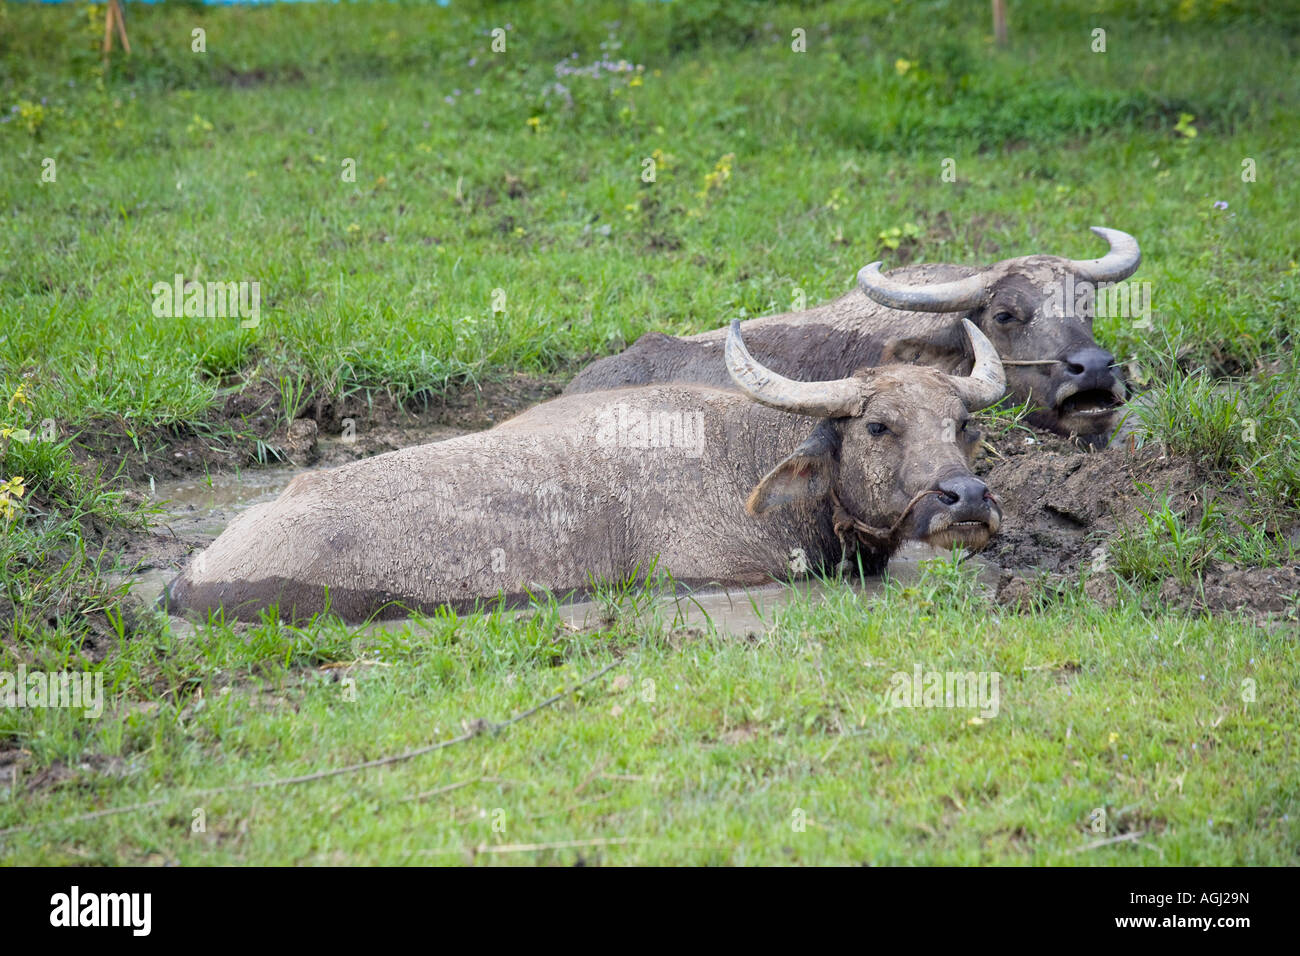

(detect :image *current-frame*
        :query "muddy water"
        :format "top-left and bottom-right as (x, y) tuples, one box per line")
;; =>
(511, 542), (992, 638)
(135, 465), (992, 637)
(129, 465), (310, 615)
(148, 468), (304, 538)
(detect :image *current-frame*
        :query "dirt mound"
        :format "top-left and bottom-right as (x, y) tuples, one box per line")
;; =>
(976, 430), (1298, 622)
(975, 431), (1211, 573)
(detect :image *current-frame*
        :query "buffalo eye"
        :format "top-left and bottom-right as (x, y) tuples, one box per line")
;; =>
(993, 310), (1017, 325)
(867, 422), (889, 436)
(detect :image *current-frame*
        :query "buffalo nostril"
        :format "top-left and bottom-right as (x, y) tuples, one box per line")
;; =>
(936, 477), (988, 510)
(1063, 347), (1117, 381)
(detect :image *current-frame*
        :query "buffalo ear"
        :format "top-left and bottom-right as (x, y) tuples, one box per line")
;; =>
(746, 421), (840, 516)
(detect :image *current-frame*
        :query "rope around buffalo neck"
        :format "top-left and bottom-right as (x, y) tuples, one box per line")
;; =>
(829, 487), (942, 575)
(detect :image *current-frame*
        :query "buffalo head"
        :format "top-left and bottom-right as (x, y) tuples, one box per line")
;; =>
(726, 317), (1004, 563)
(857, 226), (1139, 438)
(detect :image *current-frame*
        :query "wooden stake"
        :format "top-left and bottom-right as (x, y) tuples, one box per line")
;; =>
(992, 0), (1009, 47)
(114, 0), (132, 56)
(101, 0), (115, 67)
(102, 0), (132, 69)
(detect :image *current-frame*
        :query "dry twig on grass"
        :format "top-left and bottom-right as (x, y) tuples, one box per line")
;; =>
(0, 660), (621, 838)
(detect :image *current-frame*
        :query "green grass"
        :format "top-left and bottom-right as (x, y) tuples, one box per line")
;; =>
(3, 1), (1298, 428)
(1110, 487), (1299, 584)
(1130, 347), (1300, 500)
(2, 564), (1295, 864)
(1, 0), (1298, 863)
(1109, 490), (1222, 586)
(0, 421), (147, 642)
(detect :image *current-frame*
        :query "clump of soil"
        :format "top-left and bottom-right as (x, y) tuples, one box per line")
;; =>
(975, 429), (1298, 623)
(975, 430), (1211, 574)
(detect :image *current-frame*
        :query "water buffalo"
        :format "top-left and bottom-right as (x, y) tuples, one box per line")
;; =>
(164, 321), (1006, 624)
(565, 226), (1140, 438)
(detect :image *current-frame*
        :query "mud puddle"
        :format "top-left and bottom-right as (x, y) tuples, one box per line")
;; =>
(360, 542), (998, 640)
(124, 460), (993, 638)
(119, 415), (1296, 636)
(120, 466), (305, 615)
(146, 467), (302, 538)
(534, 543), (998, 637)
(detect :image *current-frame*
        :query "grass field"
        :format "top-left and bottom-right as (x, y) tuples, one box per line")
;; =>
(1, 0), (1298, 864)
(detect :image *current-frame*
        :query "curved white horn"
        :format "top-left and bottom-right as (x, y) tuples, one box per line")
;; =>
(1067, 226), (1141, 282)
(857, 262), (989, 312)
(946, 319), (1006, 410)
(725, 320), (866, 418)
